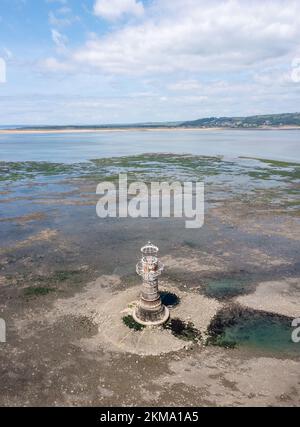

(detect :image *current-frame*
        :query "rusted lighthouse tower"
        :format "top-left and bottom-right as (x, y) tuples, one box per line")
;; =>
(133, 242), (169, 326)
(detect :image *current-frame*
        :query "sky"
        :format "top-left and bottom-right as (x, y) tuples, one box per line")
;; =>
(0, 0), (300, 125)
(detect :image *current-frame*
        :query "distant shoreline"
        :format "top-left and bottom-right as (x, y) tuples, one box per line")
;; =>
(1, 125), (300, 134)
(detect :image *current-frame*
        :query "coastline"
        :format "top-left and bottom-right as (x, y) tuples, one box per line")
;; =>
(1, 125), (300, 135)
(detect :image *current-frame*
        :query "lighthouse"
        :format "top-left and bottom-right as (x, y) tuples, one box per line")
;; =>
(133, 242), (169, 326)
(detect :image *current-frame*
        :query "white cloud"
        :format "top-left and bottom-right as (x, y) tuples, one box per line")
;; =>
(93, 0), (144, 21)
(42, 57), (73, 72)
(168, 80), (203, 91)
(51, 29), (68, 52)
(48, 8), (79, 28)
(0, 58), (6, 83)
(57, 6), (72, 15)
(7, 0), (300, 124)
(44, 0), (300, 76)
(253, 69), (294, 87)
(2, 47), (13, 60)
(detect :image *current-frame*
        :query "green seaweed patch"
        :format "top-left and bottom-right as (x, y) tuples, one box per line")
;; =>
(283, 200), (300, 208)
(164, 317), (201, 341)
(249, 162), (300, 183)
(122, 315), (145, 331)
(0, 153), (236, 185)
(245, 157), (300, 168)
(248, 169), (300, 182)
(31, 270), (82, 286)
(90, 153), (224, 179)
(23, 286), (55, 298)
(0, 161), (77, 182)
(52, 270), (81, 282)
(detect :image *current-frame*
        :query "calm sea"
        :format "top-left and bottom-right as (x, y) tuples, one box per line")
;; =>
(0, 129), (299, 163)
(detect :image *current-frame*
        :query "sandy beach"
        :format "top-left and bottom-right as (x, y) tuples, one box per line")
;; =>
(1, 126), (300, 135)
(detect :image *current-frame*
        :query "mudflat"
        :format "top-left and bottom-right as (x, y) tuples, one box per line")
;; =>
(0, 153), (299, 406)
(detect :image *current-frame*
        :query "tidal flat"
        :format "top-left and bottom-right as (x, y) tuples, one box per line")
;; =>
(0, 152), (300, 406)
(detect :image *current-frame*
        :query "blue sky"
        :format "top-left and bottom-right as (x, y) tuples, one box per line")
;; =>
(0, 0), (300, 125)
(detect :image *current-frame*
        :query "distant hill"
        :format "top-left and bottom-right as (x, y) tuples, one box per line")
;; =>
(3, 113), (300, 131)
(179, 113), (300, 128)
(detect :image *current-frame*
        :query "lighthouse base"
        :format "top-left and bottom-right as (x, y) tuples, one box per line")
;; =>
(133, 304), (169, 326)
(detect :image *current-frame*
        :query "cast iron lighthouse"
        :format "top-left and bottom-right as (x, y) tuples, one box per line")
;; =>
(133, 242), (169, 326)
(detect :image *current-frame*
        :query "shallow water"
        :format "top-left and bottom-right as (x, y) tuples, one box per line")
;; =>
(216, 313), (299, 357)
(0, 129), (300, 163)
(204, 277), (253, 299)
